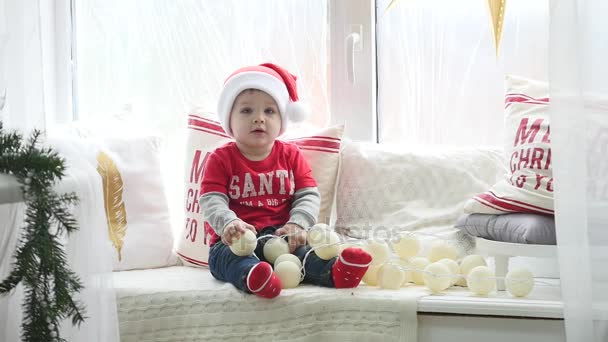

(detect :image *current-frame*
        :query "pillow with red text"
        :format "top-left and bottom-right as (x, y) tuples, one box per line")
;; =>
(177, 111), (343, 267)
(464, 75), (553, 215)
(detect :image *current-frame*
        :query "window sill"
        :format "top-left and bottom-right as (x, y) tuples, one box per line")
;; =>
(418, 278), (562, 318)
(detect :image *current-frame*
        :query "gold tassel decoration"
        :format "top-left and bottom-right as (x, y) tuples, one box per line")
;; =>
(96, 151), (128, 261)
(385, 0), (402, 13)
(488, 0), (507, 57)
(385, 0), (413, 13)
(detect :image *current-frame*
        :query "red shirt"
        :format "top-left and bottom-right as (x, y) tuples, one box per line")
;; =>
(201, 140), (317, 245)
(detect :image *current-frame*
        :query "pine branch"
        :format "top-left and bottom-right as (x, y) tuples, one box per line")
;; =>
(0, 123), (86, 342)
(0, 227), (39, 294)
(26, 129), (42, 154)
(0, 272), (23, 294)
(48, 192), (80, 235)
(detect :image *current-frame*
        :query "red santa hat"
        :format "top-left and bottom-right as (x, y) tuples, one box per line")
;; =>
(217, 63), (309, 137)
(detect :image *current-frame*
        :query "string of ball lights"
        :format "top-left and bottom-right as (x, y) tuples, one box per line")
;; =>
(229, 223), (545, 298)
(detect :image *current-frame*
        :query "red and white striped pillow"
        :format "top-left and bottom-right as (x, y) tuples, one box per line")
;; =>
(177, 112), (343, 267)
(464, 75), (553, 215)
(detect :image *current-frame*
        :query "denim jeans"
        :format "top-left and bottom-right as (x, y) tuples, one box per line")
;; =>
(209, 226), (336, 293)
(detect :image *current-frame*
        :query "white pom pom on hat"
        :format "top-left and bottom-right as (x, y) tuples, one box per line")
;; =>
(217, 63), (310, 137)
(285, 100), (310, 123)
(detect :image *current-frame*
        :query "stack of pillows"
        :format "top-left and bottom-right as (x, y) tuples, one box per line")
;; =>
(457, 75), (556, 245)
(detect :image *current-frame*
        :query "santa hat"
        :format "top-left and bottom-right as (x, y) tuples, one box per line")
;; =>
(217, 63), (309, 137)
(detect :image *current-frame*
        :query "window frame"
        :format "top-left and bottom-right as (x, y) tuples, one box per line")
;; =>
(64, 1), (378, 140)
(328, 0), (378, 142)
(41, 0), (76, 125)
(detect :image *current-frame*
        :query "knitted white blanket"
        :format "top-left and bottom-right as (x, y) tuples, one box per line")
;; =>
(114, 266), (429, 342)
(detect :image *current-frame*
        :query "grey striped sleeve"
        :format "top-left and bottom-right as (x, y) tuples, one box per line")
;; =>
(198, 192), (239, 237)
(287, 186), (321, 229)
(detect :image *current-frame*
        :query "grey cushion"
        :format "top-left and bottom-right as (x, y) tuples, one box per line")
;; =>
(455, 213), (556, 245)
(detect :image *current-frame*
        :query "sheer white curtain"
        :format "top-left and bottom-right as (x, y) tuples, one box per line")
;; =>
(0, 1), (119, 341)
(73, 0), (330, 238)
(0, 0), (47, 131)
(51, 138), (120, 342)
(549, 0), (608, 340)
(377, 0), (549, 146)
(0, 0), (73, 131)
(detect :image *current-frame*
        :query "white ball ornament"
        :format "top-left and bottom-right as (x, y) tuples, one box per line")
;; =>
(263, 237), (289, 264)
(310, 223), (330, 231)
(308, 228), (340, 260)
(409, 257), (431, 285)
(467, 266), (496, 296)
(423, 262), (452, 293)
(438, 258), (460, 286)
(505, 267), (534, 297)
(229, 229), (257, 256)
(402, 271), (412, 286)
(427, 241), (459, 262)
(274, 253), (302, 269)
(274, 261), (302, 289)
(394, 258), (412, 286)
(364, 240), (391, 266)
(392, 232), (420, 259)
(378, 263), (406, 290)
(339, 241), (361, 253)
(362, 264), (381, 286)
(456, 254), (487, 286)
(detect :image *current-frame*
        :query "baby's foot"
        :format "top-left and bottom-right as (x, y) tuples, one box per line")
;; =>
(332, 247), (373, 288)
(247, 262), (282, 298)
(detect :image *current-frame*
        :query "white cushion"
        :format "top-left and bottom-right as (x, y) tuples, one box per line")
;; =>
(465, 75), (553, 215)
(178, 111), (343, 267)
(100, 137), (177, 270)
(48, 122), (177, 271)
(335, 141), (503, 243)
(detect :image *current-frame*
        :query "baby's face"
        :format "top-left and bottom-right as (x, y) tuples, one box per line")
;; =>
(229, 89), (282, 153)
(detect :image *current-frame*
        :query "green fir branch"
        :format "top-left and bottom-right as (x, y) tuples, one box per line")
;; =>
(0, 121), (86, 342)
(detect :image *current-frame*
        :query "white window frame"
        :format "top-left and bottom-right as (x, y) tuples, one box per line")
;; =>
(62, 1), (377, 140)
(329, 0), (377, 142)
(40, 0), (75, 125)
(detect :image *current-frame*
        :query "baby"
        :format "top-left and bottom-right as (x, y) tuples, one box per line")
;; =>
(200, 63), (372, 298)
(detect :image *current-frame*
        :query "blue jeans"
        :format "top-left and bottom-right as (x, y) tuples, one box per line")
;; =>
(209, 226), (336, 293)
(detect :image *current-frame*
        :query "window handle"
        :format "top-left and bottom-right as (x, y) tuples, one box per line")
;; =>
(345, 32), (361, 84)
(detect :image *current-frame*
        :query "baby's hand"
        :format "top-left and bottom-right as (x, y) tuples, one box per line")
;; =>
(275, 223), (307, 253)
(222, 219), (256, 246)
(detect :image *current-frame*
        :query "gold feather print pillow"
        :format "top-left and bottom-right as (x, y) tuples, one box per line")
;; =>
(96, 136), (177, 271)
(47, 120), (177, 271)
